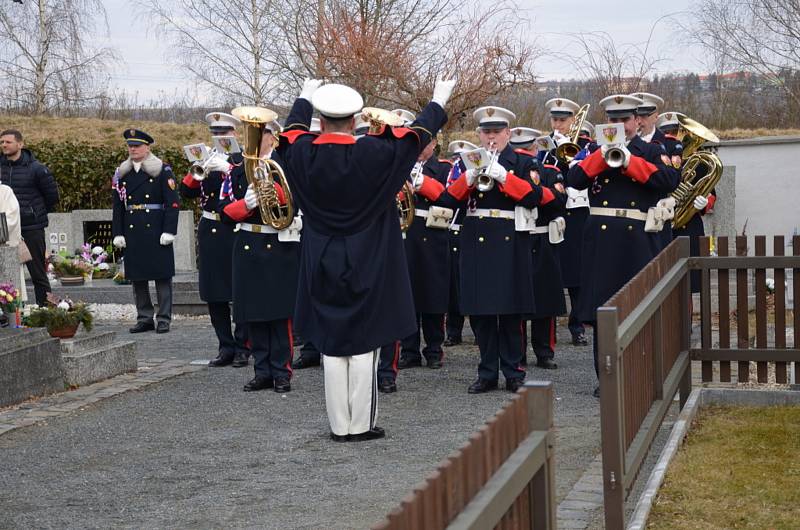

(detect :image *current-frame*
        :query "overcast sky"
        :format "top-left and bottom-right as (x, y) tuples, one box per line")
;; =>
(99, 0), (707, 101)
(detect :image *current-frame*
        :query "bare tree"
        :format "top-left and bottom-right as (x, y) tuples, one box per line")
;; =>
(689, 0), (800, 108)
(0, 0), (114, 114)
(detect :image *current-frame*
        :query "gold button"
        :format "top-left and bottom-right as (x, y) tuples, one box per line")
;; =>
(244, 245), (250, 250)
(146, 223), (150, 228)
(505, 236), (510, 241)
(210, 193), (215, 197)
(423, 237), (427, 242)
(478, 236), (484, 242)
(601, 224), (607, 230)
(149, 178), (154, 183)
(129, 224), (133, 228)
(454, 231), (459, 235)
(630, 201), (636, 207)
(631, 178), (636, 182)
(567, 211), (571, 216)
(602, 200), (608, 206)
(266, 244), (272, 249)
(627, 225), (633, 231)
(604, 178), (609, 184)
(452, 247), (458, 251)
(145, 194), (150, 198)
(211, 228), (217, 233)
(478, 193), (484, 198)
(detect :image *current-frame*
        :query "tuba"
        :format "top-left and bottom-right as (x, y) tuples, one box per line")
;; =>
(669, 116), (723, 229)
(555, 104), (590, 164)
(361, 107), (416, 232)
(231, 106), (295, 230)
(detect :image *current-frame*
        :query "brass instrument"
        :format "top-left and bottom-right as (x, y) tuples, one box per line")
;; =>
(603, 145), (627, 168)
(476, 142), (499, 192)
(670, 115), (723, 229)
(555, 104), (590, 164)
(361, 107), (416, 231)
(189, 150), (227, 181)
(231, 106), (295, 230)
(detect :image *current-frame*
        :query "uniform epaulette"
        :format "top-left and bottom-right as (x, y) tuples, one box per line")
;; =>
(514, 148), (536, 157)
(543, 164), (561, 172)
(665, 134), (678, 140)
(438, 158), (454, 166)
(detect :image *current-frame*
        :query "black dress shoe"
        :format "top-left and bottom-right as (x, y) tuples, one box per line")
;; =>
(231, 352), (249, 368)
(129, 321), (155, 333)
(292, 356), (320, 369)
(506, 378), (524, 392)
(468, 378), (498, 394)
(536, 358), (558, 370)
(378, 378), (397, 393)
(398, 356), (422, 369)
(572, 333), (589, 346)
(330, 432), (350, 443)
(426, 358), (443, 369)
(273, 377), (291, 393)
(349, 426), (386, 442)
(156, 321), (170, 334)
(442, 337), (462, 347)
(520, 355), (528, 367)
(593, 386), (600, 398)
(243, 376), (273, 392)
(208, 353), (234, 367)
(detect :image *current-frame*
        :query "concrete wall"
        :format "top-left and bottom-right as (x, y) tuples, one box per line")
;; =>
(47, 209), (196, 272)
(715, 136), (800, 237)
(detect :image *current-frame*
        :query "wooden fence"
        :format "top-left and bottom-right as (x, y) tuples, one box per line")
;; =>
(371, 381), (556, 530)
(597, 235), (800, 529)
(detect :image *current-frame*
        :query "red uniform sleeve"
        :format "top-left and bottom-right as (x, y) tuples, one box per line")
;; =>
(182, 172), (201, 189)
(705, 193), (716, 213)
(498, 172), (533, 202)
(446, 173), (472, 202)
(417, 176), (445, 202)
(577, 149), (608, 179)
(223, 199), (251, 222)
(623, 156), (659, 184)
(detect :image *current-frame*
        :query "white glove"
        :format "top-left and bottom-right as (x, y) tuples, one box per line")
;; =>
(620, 145), (632, 168)
(487, 161), (507, 183)
(113, 236), (126, 249)
(693, 194), (709, 210)
(244, 184), (258, 210)
(299, 78), (323, 101)
(554, 132), (570, 147)
(206, 153), (230, 173)
(431, 74), (456, 109)
(159, 233), (175, 246)
(465, 168), (478, 187)
(412, 173), (425, 191)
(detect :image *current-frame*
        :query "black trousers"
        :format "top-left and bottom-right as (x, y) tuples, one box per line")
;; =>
(523, 317), (556, 361)
(567, 287), (585, 338)
(22, 228), (50, 306)
(132, 279), (172, 324)
(401, 313), (444, 362)
(249, 319), (293, 380)
(208, 302), (248, 357)
(298, 341), (321, 362)
(377, 341), (400, 381)
(470, 314), (526, 382)
(446, 312), (464, 341)
(591, 321), (599, 377)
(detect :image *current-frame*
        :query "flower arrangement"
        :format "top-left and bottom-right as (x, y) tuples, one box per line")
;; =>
(23, 294), (93, 338)
(49, 250), (93, 278)
(82, 243), (117, 279)
(0, 282), (22, 314)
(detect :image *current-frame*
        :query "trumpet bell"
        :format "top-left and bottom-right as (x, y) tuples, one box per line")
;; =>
(476, 175), (495, 192)
(677, 115), (719, 159)
(604, 146), (626, 168)
(231, 106), (279, 124)
(555, 142), (581, 164)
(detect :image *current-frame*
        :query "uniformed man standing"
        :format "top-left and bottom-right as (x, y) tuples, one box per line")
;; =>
(112, 130), (180, 334)
(446, 106), (555, 394)
(181, 113), (250, 367)
(397, 135), (453, 371)
(443, 140), (477, 347)
(567, 95), (679, 397)
(278, 77), (453, 441)
(220, 117), (300, 393)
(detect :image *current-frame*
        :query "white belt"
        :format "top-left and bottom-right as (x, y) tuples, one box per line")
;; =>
(450, 223), (461, 232)
(237, 222), (279, 234)
(589, 207), (648, 222)
(531, 225), (548, 234)
(465, 208), (515, 220)
(201, 211), (221, 222)
(414, 209), (430, 218)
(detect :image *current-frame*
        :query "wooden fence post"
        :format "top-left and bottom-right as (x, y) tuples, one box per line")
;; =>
(678, 237), (693, 405)
(525, 381), (555, 530)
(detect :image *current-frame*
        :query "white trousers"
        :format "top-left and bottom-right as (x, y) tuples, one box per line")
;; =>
(322, 350), (379, 436)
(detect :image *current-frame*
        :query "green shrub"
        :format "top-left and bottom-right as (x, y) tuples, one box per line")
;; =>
(24, 303), (94, 334)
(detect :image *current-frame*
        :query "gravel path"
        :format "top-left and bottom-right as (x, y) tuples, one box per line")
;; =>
(0, 319), (601, 529)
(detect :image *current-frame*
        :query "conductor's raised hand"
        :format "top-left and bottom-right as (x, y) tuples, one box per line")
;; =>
(299, 78), (324, 101)
(432, 74), (456, 109)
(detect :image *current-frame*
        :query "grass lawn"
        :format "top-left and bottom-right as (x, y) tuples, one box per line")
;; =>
(648, 405), (800, 529)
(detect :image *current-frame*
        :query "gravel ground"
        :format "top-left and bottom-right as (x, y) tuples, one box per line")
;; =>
(0, 319), (601, 529)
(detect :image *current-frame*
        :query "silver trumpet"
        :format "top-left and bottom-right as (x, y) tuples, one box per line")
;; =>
(476, 142), (499, 192)
(603, 145), (626, 168)
(189, 150), (229, 181)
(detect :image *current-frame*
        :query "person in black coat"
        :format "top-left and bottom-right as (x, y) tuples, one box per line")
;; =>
(567, 95), (680, 397)
(112, 129), (180, 334)
(0, 129), (59, 306)
(445, 106), (556, 394)
(180, 112), (250, 368)
(277, 77), (453, 442)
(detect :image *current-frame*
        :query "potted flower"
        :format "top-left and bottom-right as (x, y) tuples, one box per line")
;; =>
(0, 282), (22, 327)
(84, 244), (117, 279)
(49, 251), (93, 286)
(23, 294), (93, 339)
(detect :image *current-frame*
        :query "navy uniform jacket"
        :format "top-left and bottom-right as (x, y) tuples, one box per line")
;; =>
(111, 155), (180, 281)
(403, 156), (452, 314)
(218, 152), (300, 323)
(567, 136), (679, 323)
(446, 160), (467, 316)
(279, 98), (447, 356)
(547, 136), (591, 288)
(179, 152), (242, 303)
(445, 145), (553, 316)
(527, 158), (568, 319)
(647, 128), (682, 250)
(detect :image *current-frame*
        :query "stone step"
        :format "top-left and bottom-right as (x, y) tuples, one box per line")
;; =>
(60, 331), (116, 354)
(0, 328), (51, 353)
(62, 341), (137, 387)
(0, 329), (64, 407)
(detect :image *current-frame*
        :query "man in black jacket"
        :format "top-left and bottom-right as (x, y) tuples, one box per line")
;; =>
(0, 129), (59, 306)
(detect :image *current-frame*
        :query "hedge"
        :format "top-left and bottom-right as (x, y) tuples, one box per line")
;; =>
(26, 141), (194, 213)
